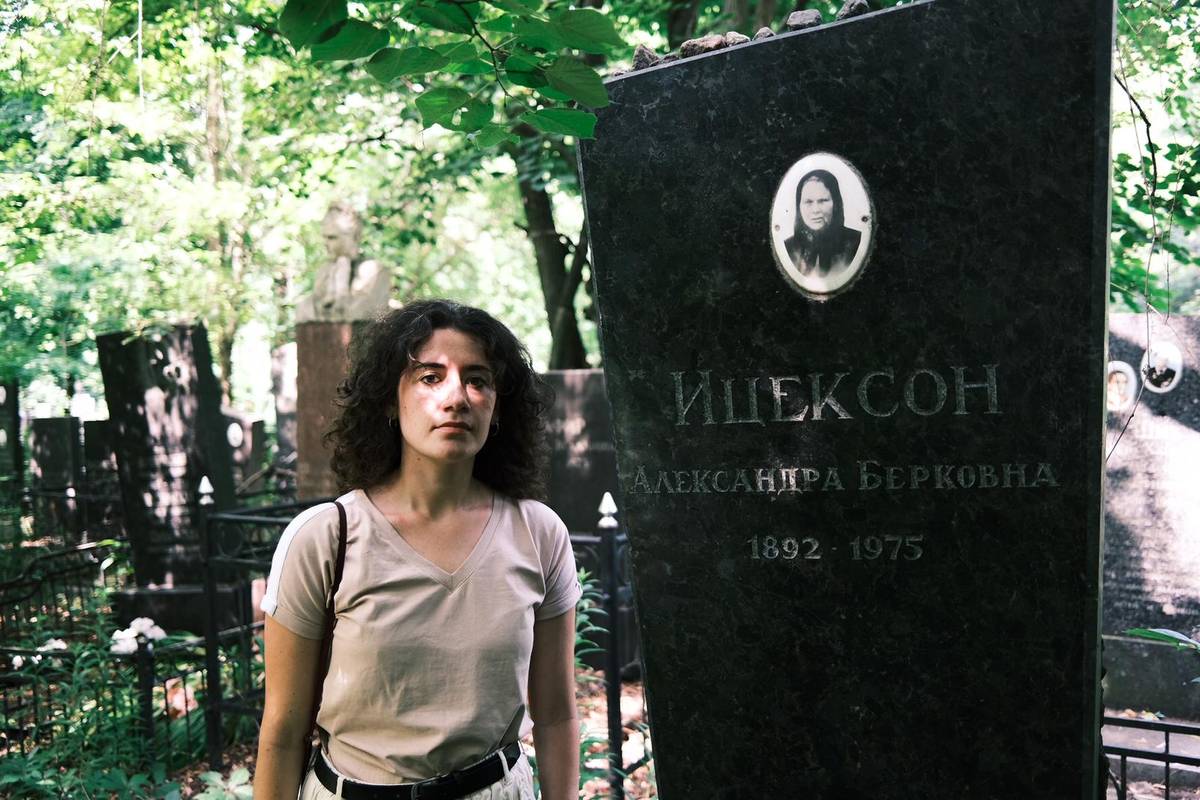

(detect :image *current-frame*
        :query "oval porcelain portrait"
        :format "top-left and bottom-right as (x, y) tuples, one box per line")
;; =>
(770, 152), (875, 300)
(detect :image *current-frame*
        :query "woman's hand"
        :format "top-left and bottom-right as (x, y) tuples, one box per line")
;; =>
(254, 615), (323, 800)
(528, 608), (580, 800)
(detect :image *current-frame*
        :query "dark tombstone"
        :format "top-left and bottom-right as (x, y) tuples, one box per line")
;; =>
(97, 324), (236, 587)
(28, 416), (84, 541)
(542, 370), (620, 533)
(296, 322), (355, 500)
(1102, 314), (1200, 716)
(541, 369), (638, 672)
(82, 419), (124, 540)
(222, 409), (267, 495)
(271, 342), (298, 496)
(0, 381), (21, 504)
(578, 3), (1113, 797)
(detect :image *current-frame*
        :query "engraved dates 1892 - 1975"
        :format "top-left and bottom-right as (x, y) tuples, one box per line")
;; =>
(747, 534), (925, 562)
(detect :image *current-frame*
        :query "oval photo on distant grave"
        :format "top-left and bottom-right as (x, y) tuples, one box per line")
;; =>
(1140, 341), (1183, 394)
(770, 151), (874, 299)
(1106, 360), (1138, 413)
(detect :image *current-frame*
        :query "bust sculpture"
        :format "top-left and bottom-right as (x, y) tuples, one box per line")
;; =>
(295, 202), (391, 323)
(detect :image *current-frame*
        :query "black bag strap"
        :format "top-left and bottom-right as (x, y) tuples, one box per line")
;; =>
(302, 500), (348, 778)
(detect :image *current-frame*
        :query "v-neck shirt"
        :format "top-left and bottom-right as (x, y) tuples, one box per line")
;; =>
(262, 489), (582, 783)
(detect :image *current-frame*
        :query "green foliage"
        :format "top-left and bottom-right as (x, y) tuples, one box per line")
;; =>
(195, 767), (255, 799)
(277, 0), (627, 139)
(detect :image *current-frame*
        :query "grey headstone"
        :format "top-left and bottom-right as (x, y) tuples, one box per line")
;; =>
(578, 1), (1113, 796)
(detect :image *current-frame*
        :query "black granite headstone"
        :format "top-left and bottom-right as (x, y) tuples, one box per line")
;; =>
(542, 369), (620, 533)
(97, 324), (236, 585)
(28, 416), (84, 541)
(541, 369), (639, 671)
(82, 419), (124, 540)
(578, 2), (1113, 797)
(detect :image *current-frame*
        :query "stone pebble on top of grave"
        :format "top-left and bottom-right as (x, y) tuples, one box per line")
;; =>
(626, 0), (872, 74)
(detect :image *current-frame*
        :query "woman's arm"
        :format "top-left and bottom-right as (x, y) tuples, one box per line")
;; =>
(528, 608), (580, 800)
(254, 615), (323, 800)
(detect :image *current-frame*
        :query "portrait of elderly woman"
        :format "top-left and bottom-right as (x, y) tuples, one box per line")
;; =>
(784, 170), (863, 276)
(771, 152), (874, 299)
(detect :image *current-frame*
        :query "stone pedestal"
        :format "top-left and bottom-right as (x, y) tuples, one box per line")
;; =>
(296, 322), (355, 500)
(97, 324), (235, 585)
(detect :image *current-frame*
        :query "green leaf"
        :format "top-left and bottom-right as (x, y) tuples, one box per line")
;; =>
(433, 40), (480, 61)
(514, 17), (566, 50)
(549, 8), (624, 53)
(545, 57), (609, 108)
(415, 87), (472, 127)
(279, 0), (349, 48)
(535, 85), (573, 102)
(469, 124), (520, 147)
(521, 108), (597, 138)
(484, 0), (540, 12)
(1125, 628), (1200, 649)
(478, 15), (516, 32)
(445, 58), (494, 75)
(506, 68), (547, 88)
(365, 47), (449, 81)
(228, 768), (251, 787)
(406, 2), (477, 34)
(310, 19), (390, 62)
(446, 98), (494, 131)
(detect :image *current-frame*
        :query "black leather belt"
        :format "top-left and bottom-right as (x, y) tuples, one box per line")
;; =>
(313, 742), (523, 800)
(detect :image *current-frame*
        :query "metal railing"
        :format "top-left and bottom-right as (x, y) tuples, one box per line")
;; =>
(1105, 715), (1200, 799)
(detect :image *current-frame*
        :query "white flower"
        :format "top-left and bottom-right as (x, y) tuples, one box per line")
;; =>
(11, 655), (23, 669)
(128, 618), (167, 641)
(110, 637), (138, 655)
(37, 638), (67, 652)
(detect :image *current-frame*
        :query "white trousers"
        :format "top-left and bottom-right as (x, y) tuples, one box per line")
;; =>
(299, 751), (537, 800)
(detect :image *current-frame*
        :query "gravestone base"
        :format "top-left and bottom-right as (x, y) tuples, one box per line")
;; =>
(113, 584), (250, 637)
(1102, 636), (1200, 719)
(296, 322), (356, 500)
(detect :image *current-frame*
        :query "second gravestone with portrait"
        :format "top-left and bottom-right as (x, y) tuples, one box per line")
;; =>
(579, 1), (1112, 798)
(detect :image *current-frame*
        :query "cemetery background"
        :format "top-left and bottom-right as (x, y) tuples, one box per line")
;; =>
(0, 0), (1195, 797)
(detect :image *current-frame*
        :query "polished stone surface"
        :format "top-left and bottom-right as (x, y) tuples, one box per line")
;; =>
(578, 1), (1113, 796)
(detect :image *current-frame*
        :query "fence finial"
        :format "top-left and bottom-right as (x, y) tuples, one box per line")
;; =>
(598, 491), (618, 529)
(198, 475), (214, 506)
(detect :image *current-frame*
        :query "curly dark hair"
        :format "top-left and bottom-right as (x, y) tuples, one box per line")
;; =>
(323, 299), (550, 498)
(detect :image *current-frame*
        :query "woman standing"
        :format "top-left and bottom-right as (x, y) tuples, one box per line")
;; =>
(254, 300), (581, 800)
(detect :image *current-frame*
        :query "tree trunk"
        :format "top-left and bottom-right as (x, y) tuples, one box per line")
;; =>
(667, 0), (705, 48)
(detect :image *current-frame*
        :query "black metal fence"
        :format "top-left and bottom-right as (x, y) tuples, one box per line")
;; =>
(0, 540), (224, 770)
(1105, 715), (1200, 799)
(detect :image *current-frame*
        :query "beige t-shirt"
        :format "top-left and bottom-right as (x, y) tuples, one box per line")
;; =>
(261, 489), (581, 783)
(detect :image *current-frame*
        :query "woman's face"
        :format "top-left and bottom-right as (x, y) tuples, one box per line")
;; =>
(395, 327), (497, 467)
(799, 178), (834, 232)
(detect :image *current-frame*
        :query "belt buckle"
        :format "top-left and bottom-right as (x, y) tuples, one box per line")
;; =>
(412, 771), (457, 800)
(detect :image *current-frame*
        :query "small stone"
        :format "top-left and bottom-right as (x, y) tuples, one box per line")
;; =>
(609, 69), (630, 78)
(785, 9), (823, 31)
(724, 31), (751, 46)
(679, 34), (729, 58)
(660, 54), (681, 63)
(836, 0), (871, 20)
(633, 44), (661, 71)
(753, 27), (775, 40)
